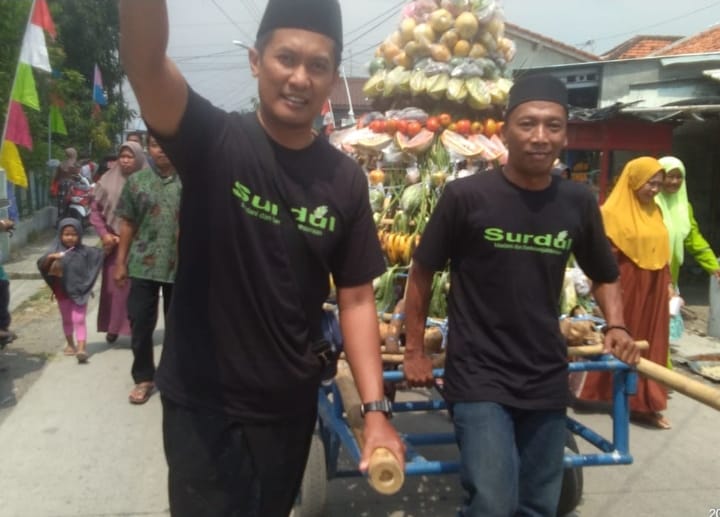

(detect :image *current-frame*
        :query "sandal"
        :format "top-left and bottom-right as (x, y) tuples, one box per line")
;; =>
(128, 382), (154, 405)
(63, 346), (77, 356)
(76, 349), (88, 363)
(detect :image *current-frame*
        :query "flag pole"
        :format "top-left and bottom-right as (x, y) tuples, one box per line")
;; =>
(0, 0), (38, 152)
(47, 110), (52, 162)
(341, 66), (355, 126)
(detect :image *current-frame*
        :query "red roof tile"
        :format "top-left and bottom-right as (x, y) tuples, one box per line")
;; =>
(602, 35), (682, 60)
(652, 24), (720, 56)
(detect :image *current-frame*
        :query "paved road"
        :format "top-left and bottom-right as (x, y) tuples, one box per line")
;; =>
(0, 259), (718, 516)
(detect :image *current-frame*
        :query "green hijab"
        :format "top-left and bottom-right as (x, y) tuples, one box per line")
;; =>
(656, 156), (691, 283)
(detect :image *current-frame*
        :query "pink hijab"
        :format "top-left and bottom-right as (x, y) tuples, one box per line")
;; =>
(93, 141), (148, 233)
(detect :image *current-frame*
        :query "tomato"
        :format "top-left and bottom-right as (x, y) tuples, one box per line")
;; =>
(455, 119), (471, 135)
(438, 113), (452, 127)
(470, 121), (484, 135)
(385, 119), (397, 134)
(426, 116), (441, 132)
(396, 119), (409, 135)
(369, 120), (381, 133)
(406, 120), (422, 137)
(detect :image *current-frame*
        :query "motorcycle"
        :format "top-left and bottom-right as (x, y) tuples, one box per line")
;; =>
(58, 174), (93, 228)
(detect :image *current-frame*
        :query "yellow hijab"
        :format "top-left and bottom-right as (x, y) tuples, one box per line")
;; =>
(601, 157), (670, 270)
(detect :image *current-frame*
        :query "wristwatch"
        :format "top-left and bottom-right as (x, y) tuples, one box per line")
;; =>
(360, 398), (393, 419)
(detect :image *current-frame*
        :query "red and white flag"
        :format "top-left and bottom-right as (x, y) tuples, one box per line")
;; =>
(321, 98), (334, 134)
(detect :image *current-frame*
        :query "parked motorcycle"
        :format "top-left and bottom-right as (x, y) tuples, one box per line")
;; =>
(58, 174), (93, 228)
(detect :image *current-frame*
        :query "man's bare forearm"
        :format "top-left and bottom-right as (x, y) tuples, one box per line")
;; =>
(119, 0), (187, 136)
(119, 0), (169, 78)
(115, 219), (136, 266)
(404, 261), (434, 355)
(592, 280), (625, 327)
(337, 284), (385, 403)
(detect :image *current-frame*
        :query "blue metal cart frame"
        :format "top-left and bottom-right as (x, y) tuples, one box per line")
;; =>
(312, 354), (638, 496)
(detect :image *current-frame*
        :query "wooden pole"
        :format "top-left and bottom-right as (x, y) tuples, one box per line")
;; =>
(636, 357), (720, 411)
(334, 361), (404, 495)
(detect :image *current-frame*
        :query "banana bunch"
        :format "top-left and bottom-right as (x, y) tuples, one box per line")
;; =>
(379, 230), (420, 266)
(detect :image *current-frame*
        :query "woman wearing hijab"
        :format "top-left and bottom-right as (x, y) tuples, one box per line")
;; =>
(657, 156), (720, 286)
(90, 141), (148, 343)
(37, 218), (104, 363)
(579, 157), (672, 429)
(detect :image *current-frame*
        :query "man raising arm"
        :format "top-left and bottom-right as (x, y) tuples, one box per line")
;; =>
(119, 1), (403, 515)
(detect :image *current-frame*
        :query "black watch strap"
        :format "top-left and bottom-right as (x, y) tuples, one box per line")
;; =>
(360, 398), (393, 418)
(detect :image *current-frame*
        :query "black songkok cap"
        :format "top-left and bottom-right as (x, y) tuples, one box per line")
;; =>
(256, 0), (343, 53)
(506, 74), (568, 116)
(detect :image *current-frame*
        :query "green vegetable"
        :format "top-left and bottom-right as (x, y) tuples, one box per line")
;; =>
(400, 183), (424, 217)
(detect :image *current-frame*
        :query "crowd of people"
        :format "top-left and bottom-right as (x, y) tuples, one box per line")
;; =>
(40, 133), (182, 410)
(0, 0), (716, 515)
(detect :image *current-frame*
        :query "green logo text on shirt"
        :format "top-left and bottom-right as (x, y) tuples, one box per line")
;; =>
(233, 182), (336, 236)
(484, 227), (572, 255)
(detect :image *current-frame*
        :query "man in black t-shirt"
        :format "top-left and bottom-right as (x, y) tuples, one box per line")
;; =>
(119, 0), (404, 515)
(403, 75), (641, 516)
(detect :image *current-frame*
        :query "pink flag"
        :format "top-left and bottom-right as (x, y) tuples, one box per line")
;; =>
(5, 101), (33, 150)
(93, 64), (107, 106)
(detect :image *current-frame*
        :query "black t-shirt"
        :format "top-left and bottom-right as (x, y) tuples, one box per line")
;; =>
(152, 90), (385, 422)
(414, 170), (618, 410)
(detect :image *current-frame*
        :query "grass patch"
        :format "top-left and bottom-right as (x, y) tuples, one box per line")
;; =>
(13, 285), (52, 313)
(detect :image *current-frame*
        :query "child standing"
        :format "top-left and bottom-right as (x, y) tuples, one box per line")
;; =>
(37, 218), (104, 363)
(669, 283), (685, 343)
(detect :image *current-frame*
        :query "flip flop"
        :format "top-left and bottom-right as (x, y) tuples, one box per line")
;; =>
(76, 350), (88, 363)
(63, 346), (77, 356)
(128, 383), (154, 405)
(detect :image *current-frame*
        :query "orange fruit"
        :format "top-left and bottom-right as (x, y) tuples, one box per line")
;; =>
(484, 118), (497, 137)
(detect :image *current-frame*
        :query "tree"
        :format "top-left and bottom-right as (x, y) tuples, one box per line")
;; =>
(0, 0), (128, 174)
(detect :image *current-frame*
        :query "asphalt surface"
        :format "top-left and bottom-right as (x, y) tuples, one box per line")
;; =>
(0, 232), (718, 516)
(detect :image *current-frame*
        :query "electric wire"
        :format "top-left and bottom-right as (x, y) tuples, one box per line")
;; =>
(573, 0), (720, 48)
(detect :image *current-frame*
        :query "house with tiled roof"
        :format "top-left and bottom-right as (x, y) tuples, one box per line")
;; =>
(602, 35), (682, 60)
(505, 22), (599, 69)
(650, 24), (720, 57)
(520, 24), (720, 255)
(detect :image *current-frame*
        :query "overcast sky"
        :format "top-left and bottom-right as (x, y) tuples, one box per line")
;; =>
(125, 0), (720, 121)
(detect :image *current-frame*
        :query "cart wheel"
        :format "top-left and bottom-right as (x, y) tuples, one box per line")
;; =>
(293, 434), (327, 517)
(557, 430), (584, 516)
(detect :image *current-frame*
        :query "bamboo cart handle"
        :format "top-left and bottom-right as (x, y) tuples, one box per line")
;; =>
(335, 362), (405, 495)
(636, 357), (720, 411)
(567, 340), (649, 357)
(376, 341), (649, 364)
(567, 340), (720, 411)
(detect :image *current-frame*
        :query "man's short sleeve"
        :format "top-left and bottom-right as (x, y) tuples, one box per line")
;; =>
(114, 177), (137, 224)
(147, 88), (227, 184)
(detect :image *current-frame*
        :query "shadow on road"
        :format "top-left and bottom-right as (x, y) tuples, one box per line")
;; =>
(0, 347), (47, 420)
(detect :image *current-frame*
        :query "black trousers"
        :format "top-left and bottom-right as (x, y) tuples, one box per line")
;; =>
(0, 279), (10, 330)
(162, 396), (317, 517)
(127, 278), (173, 384)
